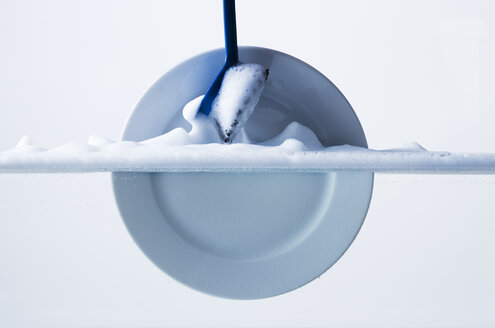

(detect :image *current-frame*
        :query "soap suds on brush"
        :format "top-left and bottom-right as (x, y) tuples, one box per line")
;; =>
(210, 63), (268, 143)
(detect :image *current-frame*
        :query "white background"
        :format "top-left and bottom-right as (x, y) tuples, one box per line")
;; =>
(1, 0), (495, 326)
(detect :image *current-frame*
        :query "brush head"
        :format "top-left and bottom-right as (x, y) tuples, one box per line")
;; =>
(210, 63), (269, 143)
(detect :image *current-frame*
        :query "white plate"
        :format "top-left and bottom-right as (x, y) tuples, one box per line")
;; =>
(112, 47), (374, 299)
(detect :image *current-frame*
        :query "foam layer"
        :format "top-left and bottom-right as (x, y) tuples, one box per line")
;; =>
(2, 140), (495, 173)
(1, 97), (495, 174)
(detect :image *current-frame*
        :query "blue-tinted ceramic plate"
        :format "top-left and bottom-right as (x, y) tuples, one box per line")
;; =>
(112, 47), (374, 299)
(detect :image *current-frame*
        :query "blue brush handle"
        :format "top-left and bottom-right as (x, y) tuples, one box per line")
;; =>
(224, 0), (238, 65)
(198, 0), (238, 116)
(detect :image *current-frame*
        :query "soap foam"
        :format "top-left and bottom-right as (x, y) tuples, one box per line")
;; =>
(1, 97), (495, 174)
(88, 135), (114, 147)
(210, 63), (267, 143)
(145, 95), (257, 145)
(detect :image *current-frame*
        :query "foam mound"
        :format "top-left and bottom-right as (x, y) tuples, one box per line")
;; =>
(210, 63), (268, 143)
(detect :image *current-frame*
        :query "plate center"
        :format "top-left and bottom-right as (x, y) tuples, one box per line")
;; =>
(151, 172), (334, 261)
